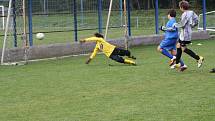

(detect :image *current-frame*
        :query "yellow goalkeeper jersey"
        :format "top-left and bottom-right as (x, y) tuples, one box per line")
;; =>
(84, 37), (116, 59)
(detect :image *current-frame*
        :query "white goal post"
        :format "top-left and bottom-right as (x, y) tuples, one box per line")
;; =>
(1, 0), (28, 66)
(104, 0), (129, 50)
(198, 11), (215, 32)
(1, 0), (12, 65)
(0, 5), (5, 30)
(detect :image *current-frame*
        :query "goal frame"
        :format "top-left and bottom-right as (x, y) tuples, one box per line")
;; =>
(1, 0), (28, 65)
(198, 11), (215, 32)
(0, 5), (5, 30)
(104, 0), (130, 50)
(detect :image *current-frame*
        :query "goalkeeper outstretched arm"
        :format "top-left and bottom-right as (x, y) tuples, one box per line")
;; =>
(81, 37), (103, 43)
(80, 38), (100, 64)
(86, 46), (99, 64)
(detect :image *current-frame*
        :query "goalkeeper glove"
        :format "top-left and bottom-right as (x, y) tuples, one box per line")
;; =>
(85, 58), (92, 64)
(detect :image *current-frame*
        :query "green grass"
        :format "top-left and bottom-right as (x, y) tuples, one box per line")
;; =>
(0, 39), (215, 121)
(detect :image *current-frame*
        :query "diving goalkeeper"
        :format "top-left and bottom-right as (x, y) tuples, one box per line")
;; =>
(80, 33), (136, 65)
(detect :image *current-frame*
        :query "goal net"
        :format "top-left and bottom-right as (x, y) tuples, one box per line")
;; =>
(0, 0), (28, 65)
(104, 0), (131, 50)
(0, 5), (5, 30)
(198, 11), (215, 32)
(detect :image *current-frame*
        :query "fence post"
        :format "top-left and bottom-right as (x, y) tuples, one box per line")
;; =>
(155, 0), (159, 34)
(73, 0), (78, 42)
(120, 0), (123, 26)
(80, 0), (84, 25)
(28, 0), (33, 46)
(127, 0), (131, 36)
(12, 0), (17, 47)
(98, 0), (102, 33)
(43, 0), (48, 15)
(202, 0), (206, 30)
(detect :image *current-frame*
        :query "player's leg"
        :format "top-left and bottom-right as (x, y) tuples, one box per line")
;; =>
(109, 54), (136, 65)
(169, 49), (176, 66)
(183, 47), (204, 68)
(171, 49), (185, 66)
(157, 46), (174, 59)
(175, 41), (183, 65)
(210, 68), (215, 73)
(175, 40), (204, 69)
(171, 49), (187, 71)
(183, 47), (199, 60)
(171, 42), (183, 69)
(158, 40), (175, 60)
(158, 41), (178, 67)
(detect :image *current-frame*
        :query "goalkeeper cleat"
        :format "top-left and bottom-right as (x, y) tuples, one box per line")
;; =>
(169, 56), (176, 66)
(180, 65), (188, 72)
(131, 63), (137, 66)
(124, 59), (136, 65)
(197, 56), (204, 68)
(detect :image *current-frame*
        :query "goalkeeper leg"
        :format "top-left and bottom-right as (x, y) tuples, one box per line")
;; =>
(114, 48), (136, 59)
(109, 55), (136, 65)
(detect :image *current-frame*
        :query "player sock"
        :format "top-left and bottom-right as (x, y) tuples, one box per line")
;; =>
(161, 49), (173, 59)
(210, 68), (215, 73)
(124, 59), (136, 65)
(184, 48), (200, 60)
(176, 48), (182, 64)
(180, 59), (185, 66)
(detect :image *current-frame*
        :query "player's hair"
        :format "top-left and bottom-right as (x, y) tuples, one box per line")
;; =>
(94, 33), (104, 38)
(179, 1), (189, 10)
(168, 9), (176, 17)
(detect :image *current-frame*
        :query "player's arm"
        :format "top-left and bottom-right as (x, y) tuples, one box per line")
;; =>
(81, 37), (103, 43)
(86, 45), (99, 64)
(191, 12), (199, 28)
(160, 21), (178, 32)
(160, 25), (177, 32)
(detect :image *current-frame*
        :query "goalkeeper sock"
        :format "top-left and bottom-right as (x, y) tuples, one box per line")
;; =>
(124, 59), (135, 65)
(161, 49), (173, 59)
(184, 48), (200, 60)
(176, 48), (182, 64)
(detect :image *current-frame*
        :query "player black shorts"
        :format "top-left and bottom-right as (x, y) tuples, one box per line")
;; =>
(109, 48), (131, 63)
(109, 54), (124, 63)
(111, 48), (130, 56)
(178, 39), (191, 47)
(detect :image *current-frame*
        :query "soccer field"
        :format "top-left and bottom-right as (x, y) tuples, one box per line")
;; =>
(0, 39), (215, 121)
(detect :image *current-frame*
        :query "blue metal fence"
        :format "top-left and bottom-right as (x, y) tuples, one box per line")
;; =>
(24, 0), (207, 46)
